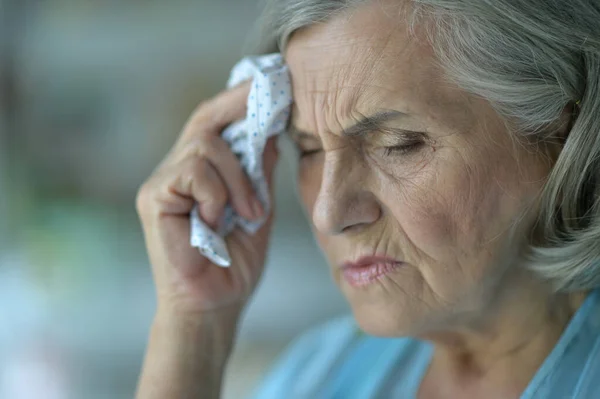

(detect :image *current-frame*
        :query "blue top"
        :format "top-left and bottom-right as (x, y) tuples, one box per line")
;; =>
(250, 288), (600, 398)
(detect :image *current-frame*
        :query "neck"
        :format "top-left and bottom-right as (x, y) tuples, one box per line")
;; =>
(419, 275), (588, 398)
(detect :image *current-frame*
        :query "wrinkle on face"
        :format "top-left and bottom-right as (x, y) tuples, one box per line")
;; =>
(285, 0), (554, 339)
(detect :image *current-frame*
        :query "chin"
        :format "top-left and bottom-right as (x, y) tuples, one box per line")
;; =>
(350, 306), (412, 337)
(346, 294), (421, 337)
(334, 270), (425, 337)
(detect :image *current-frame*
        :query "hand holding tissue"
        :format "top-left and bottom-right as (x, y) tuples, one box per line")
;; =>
(190, 54), (293, 267)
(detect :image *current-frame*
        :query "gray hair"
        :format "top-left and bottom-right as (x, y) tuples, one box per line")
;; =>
(248, 0), (600, 293)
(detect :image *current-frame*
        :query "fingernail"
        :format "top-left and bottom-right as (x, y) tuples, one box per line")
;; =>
(251, 198), (264, 220)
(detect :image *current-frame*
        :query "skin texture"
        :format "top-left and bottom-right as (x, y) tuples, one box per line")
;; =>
(135, 82), (280, 399)
(285, 1), (586, 397)
(135, 1), (587, 398)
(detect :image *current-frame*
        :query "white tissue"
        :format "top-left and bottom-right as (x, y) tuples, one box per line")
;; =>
(190, 53), (292, 267)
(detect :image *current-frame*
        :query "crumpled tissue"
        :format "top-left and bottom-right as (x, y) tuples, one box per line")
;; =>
(190, 53), (292, 267)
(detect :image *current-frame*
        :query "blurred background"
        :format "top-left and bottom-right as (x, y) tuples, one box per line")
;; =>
(0, 1), (348, 398)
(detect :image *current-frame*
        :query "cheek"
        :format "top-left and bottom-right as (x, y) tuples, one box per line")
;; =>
(387, 147), (540, 280)
(383, 154), (507, 260)
(383, 169), (460, 258)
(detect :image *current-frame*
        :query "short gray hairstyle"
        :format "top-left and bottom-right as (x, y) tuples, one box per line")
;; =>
(248, 0), (600, 293)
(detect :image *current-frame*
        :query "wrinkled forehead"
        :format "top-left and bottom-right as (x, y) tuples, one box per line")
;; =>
(284, 2), (441, 132)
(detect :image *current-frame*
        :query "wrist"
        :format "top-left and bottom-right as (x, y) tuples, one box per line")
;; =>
(152, 304), (240, 362)
(136, 307), (239, 399)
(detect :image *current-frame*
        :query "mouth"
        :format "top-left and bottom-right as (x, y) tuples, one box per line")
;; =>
(340, 255), (404, 287)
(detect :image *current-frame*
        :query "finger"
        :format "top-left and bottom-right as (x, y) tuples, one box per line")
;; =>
(154, 215), (211, 279)
(178, 81), (252, 146)
(138, 157), (228, 228)
(168, 136), (260, 221)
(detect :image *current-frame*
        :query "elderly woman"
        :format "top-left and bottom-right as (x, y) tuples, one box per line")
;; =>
(135, 0), (600, 398)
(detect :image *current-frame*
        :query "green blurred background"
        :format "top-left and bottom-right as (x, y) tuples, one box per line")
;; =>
(0, 1), (348, 398)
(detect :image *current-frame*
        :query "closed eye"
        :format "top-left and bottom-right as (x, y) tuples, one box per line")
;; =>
(288, 128), (323, 159)
(298, 147), (322, 158)
(383, 141), (423, 156)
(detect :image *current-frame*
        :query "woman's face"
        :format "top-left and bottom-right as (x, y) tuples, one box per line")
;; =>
(285, 2), (555, 336)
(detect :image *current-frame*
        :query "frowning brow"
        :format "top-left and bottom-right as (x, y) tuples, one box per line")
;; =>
(288, 109), (410, 141)
(343, 110), (409, 137)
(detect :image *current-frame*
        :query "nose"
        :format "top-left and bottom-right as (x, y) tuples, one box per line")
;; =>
(312, 152), (381, 235)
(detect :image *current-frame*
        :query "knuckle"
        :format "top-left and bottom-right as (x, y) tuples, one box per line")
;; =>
(180, 136), (225, 167)
(182, 156), (207, 178)
(174, 136), (212, 163)
(181, 157), (224, 201)
(184, 138), (210, 158)
(183, 119), (212, 141)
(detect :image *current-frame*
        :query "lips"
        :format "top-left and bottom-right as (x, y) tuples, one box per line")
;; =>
(340, 256), (403, 287)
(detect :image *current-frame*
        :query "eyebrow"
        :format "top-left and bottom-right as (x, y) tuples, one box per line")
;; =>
(288, 109), (410, 141)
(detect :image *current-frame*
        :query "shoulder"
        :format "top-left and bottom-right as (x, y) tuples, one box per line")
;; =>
(530, 289), (600, 398)
(568, 292), (600, 397)
(250, 315), (427, 399)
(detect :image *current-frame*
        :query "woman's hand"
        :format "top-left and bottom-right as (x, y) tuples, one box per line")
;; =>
(135, 82), (279, 399)
(136, 81), (278, 320)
